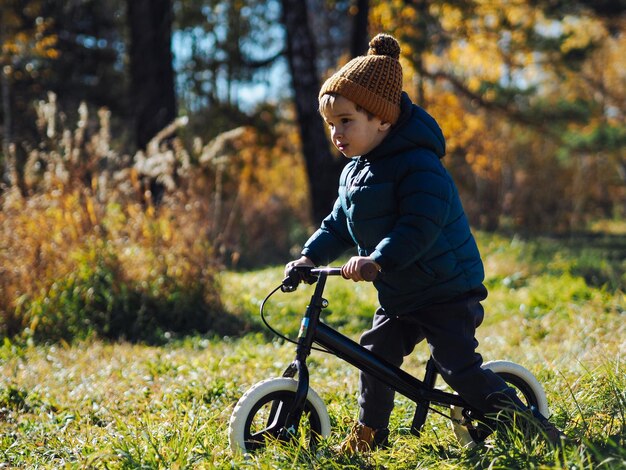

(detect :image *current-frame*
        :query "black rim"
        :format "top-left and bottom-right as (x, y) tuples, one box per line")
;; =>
(497, 372), (540, 409)
(242, 390), (323, 452)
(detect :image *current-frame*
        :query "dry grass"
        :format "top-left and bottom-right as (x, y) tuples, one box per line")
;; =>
(0, 248), (624, 468)
(0, 94), (309, 342)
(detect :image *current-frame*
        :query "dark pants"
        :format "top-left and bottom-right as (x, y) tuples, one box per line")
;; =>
(358, 286), (522, 429)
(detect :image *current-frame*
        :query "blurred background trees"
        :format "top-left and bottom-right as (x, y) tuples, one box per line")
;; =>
(2, 0), (623, 234)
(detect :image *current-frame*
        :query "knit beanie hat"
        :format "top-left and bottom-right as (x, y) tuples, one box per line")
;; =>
(319, 33), (403, 125)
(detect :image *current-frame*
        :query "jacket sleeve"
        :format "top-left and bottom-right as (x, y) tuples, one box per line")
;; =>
(301, 197), (355, 266)
(370, 152), (452, 272)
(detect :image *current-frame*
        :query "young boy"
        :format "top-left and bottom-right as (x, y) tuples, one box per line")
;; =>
(285, 33), (562, 453)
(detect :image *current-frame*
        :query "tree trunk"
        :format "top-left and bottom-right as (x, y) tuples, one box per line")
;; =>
(280, 0), (344, 224)
(126, 0), (177, 150)
(350, 0), (370, 57)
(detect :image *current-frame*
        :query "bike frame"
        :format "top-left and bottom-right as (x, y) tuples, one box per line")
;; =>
(278, 267), (479, 440)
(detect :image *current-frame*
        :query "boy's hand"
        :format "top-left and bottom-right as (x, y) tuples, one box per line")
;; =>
(341, 256), (380, 282)
(284, 256), (315, 278)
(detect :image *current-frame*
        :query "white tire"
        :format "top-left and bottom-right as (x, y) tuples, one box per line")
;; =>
(229, 377), (331, 454)
(451, 360), (550, 447)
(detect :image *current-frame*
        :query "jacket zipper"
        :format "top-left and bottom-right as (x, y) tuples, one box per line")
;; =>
(349, 157), (367, 191)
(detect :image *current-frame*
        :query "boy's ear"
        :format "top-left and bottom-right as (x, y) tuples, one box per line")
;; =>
(379, 121), (392, 131)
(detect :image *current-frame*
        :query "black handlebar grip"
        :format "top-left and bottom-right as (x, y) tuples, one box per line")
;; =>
(360, 262), (379, 282)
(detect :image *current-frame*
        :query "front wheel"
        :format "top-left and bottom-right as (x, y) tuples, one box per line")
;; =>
(229, 378), (331, 454)
(450, 360), (549, 448)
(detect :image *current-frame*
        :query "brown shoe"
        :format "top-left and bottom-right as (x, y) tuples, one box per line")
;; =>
(338, 422), (390, 454)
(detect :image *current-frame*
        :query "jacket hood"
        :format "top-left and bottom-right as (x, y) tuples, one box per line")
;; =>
(366, 92), (446, 161)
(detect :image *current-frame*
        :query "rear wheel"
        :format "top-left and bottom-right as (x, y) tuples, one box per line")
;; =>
(229, 378), (331, 454)
(450, 361), (549, 447)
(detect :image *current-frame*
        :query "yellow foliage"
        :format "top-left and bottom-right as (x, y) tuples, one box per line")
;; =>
(504, 4), (533, 29)
(370, 0), (406, 29)
(369, 0), (624, 232)
(1, 3), (58, 71)
(439, 4), (463, 30)
(423, 85), (504, 180)
(467, 76), (482, 93)
(561, 15), (607, 53)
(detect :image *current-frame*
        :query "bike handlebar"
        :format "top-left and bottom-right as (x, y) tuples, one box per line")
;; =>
(281, 263), (379, 292)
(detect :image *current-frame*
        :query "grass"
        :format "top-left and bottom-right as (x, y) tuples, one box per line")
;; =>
(1, 233), (625, 468)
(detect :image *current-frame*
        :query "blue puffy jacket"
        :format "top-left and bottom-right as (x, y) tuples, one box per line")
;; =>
(302, 93), (485, 315)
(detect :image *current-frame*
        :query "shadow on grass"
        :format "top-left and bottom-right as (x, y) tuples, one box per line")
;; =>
(507, 231), (626, 291)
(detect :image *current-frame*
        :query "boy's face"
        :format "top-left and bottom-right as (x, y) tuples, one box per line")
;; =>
(321, 95), (391, 158)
